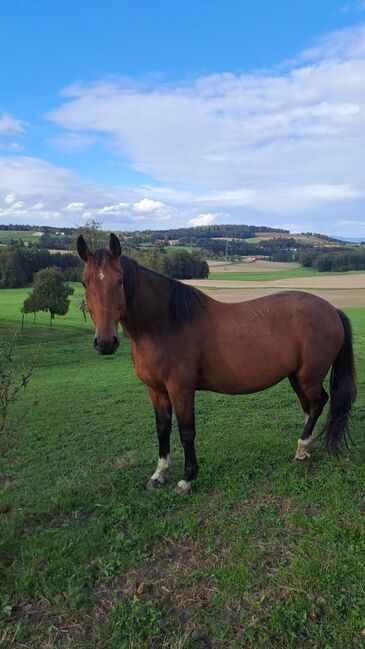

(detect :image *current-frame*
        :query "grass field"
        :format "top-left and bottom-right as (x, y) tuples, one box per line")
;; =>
(0, 284), (365, 648)
(208, 268), (356, 282)
(0, 231), (42, 244)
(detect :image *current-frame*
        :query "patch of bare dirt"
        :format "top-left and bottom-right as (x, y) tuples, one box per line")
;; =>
(115, 535), (222, 613)
(8, 535), (223, 648)
(227, 492), (296, 518)
(6, 494), (297, 648)
(263, 544), (293, 574)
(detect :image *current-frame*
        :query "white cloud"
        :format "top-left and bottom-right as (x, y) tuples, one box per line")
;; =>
(66, 202), (85, 211)
(2, 23), (365, 235)
(133, 198), (165, 213)
(47, 39), (365, 197)
(44, 22), (365, 238)
(0, 114), (25, 153)
(0, 113), (24, 135)
(98, 202), (129, 214)
(0, 154), (363, 235)
(188, 213), (216, 226)
(296, 183), (362, 201)
(0, 156), (176, 230)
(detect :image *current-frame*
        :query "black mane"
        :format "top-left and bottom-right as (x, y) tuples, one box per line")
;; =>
(120, 254), (207, 329)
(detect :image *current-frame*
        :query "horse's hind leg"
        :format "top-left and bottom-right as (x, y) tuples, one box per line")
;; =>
(289, 374), (328, 461)
(146, 388), (172, 490)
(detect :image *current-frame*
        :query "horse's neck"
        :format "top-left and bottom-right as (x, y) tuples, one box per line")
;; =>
(122, 266), (170, 340)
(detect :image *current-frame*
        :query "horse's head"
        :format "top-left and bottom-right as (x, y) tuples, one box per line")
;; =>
(77, 233), (125, 355)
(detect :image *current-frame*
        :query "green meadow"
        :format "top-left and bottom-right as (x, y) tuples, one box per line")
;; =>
(208, 268), (361, 282)
(0, 285), (364, 648)
(0, 231), (42, 245)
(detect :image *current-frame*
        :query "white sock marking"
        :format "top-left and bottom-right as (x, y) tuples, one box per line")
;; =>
(151, 454), (170, 484)
(295, 438), (311, 460)
(176, 479), (191, 492)
(295, 413), (318, 460)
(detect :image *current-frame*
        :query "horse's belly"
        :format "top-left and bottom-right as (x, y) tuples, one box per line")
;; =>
(198, 373), (286, 395)
(197, 346), (296, 394)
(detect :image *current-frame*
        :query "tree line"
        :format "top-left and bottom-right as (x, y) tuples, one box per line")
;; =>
(0, 247), (81, 288)
(298, 248), (365, 272)
(123, 224), (289, 246)
(128, 246), (209, 279)
(0, 244), (209, 288)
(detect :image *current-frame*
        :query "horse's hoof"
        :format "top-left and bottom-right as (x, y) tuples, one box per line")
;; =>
(174, 480), (192, 495)
(294, 455), (311, 465)
(146, 478), (161, 491)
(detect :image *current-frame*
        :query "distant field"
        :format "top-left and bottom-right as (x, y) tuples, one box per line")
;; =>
(0, 284), (364, 648)
(136, 244), (196, 252)
(0, 230), (42, 243)
(208, 268), (322, 282)
(188, 264), (365, 308)
(166, 245), (196, 252)
(208, 260), (300, 272)
(255, 232), (342, 246)
(244, 237), (262, 244)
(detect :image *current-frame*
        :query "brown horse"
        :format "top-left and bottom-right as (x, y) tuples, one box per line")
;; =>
(77, 234), (357, 494)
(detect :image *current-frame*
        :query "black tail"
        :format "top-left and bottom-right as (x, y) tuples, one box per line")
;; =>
(322, 310), (357, 454)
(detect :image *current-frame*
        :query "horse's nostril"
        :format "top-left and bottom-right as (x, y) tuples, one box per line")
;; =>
(93, 337), (98, 348)
(113, 335), (119, 348)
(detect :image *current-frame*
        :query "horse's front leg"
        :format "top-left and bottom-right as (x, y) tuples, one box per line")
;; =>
(146, 388), (172, 490)
(169, 388), (198, 495)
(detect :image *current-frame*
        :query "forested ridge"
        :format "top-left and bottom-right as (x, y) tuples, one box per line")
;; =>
(1, 222), (364, 287)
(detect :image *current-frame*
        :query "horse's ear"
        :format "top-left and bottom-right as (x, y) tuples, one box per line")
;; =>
(109, 233), (122, 259)
(77, 235), (92, 263)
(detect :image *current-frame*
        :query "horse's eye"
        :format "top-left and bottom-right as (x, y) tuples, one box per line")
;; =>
(118, 277), (124, 286)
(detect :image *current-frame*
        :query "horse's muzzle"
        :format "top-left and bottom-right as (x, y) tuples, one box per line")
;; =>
(94, 335), (119, 355)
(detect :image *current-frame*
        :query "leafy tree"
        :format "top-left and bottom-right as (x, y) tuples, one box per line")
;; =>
(163, 250), (209, 279)
(22, 292), (39, 323)
(23, 267), (74, 327)
(75, 219), (106, 251)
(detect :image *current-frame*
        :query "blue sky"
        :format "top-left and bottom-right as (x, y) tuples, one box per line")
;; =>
(1, 0), (365, 235)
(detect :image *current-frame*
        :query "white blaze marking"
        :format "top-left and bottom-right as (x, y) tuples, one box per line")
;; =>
(98, 271), (105, 281)
(150, 454), (170, 484)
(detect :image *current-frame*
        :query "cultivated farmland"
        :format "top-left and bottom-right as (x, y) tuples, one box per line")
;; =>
(186, 261), (365, 309)
(0, 272), (364, 648)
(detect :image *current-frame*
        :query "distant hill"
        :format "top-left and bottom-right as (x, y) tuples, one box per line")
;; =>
(330, 235), (365, 244)
(0, 223), (359, 261)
